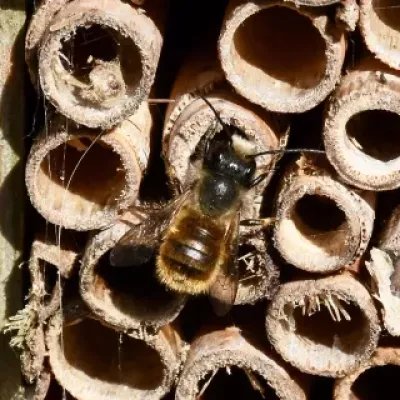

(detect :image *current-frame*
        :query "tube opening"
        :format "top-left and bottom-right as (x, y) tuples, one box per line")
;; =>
(38, 137), (126, 218)
(94, 252), (182, 323)
(351, 364), (400, 400)
(282, 294), (368, 356)
(199, 367), (278, 400)
(57, 24), (142, 107)
(63, 318), (164, 390)
(294, 194), (347, 233)
(346, 110), (400, 162)
(232, 6), (326, 99)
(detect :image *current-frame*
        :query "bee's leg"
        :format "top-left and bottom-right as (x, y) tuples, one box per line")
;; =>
(240, 217), (276, 228)
(248, 172), (269, 188)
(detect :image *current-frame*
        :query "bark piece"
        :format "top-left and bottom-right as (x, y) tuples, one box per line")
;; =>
(0, 1), (26, 398)
(266, 274), (380, 377)
(218, 0), (346, 113)
(30, 0), (162, 129)
(80, 220), (187, 333)
(365, 247), (400, 336)
(334, 346), (400, 399)
(46, 312), (184, 400)
(272, 156), (375, 273)
(360, 0), (400, 70)
(324, 60), (400, 190)
(26, 103), (151, 231)
(176, 326), (308, 400)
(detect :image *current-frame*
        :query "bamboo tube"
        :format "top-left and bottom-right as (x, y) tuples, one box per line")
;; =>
(359, 0), (400, 70)
(26, 103), (151, 231)
(218, 0), (346, 113)
(176, 326), (308, 400)
(272, 156), (375, 273)
(334, 346), (400, 400)
(0, 1), (26, 398)
(46, 312), (184, 400)
(27, 0), (162, 129)
(80, 220), (187, 333)
(163, 54), (289, 222)
(266, 274), (381, 377)
(324, 60), (400, 191)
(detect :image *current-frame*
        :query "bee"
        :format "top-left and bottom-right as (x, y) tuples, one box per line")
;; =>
(109, 96), (324, 315)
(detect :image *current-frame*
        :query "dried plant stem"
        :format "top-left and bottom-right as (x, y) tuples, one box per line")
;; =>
(176, 326), (308, 400)
(218, 0), (345, 113)
(31, 0), (162, 128)
(26, 104), (151, 231)
(360, 0), (400, 70)
(324, 59), (400, 190)
(80, 221), (186, 333)
(272, 156), (375, 273)
(46, 312), (184, 400)
(334, 346), (400, 399)
(266, 274), (380, 377)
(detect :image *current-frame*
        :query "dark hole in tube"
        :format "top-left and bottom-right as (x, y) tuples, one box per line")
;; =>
(95, 251), (180, 321)
(346, 110), (400, 162)
(294, 194), (346, 232)
(200, 366), (279, 400)
(351, 364), (400, 400)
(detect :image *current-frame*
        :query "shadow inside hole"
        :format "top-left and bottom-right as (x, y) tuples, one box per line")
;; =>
(63, 319), (164, 390)
(290, 194), (349, 257)
(39, 138), (126, 209)
(291, 301), (367, 355)
(351, 364), (400, 400)
(38, 260), (59, 304)
(200, 366), (279, 400)
(294, 194), (346, 232)
(373, 0), (400, 33)
(95, 251), (181, 321)
(232, 6), (326, 92)
(346, 110), (400, 162)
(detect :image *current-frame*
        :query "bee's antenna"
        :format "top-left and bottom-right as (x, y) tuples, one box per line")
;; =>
(249, 148), (325, 158)
(199, 95), (233, 137)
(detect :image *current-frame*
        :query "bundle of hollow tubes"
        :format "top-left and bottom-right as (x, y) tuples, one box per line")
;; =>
(8, 0), (400, 398)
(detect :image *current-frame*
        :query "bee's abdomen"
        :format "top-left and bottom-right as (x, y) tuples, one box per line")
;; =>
(157, 210), (225, 294)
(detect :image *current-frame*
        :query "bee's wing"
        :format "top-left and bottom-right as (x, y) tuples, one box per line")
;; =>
(208, 211), (240, 316)
(109, 190), (191, 267)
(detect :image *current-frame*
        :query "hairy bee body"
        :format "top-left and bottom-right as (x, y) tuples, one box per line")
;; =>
(156, 204), (229, 294)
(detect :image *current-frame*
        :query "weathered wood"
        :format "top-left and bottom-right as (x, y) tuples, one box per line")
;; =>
(0, 1), (26, 399)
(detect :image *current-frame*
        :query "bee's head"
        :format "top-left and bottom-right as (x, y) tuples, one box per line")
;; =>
(203, 126), (257, 188)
